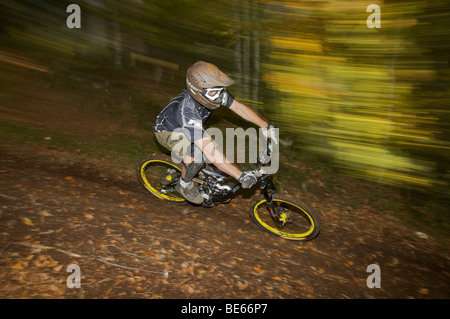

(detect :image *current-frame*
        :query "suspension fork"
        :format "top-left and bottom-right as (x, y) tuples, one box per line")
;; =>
(261, 175), (277, 210)
(261, 175), (285, 225)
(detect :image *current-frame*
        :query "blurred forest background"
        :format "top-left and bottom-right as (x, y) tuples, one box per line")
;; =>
(1, 1), (449, 232)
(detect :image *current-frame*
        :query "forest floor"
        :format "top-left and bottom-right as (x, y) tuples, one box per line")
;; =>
(0, 60), (449, 300)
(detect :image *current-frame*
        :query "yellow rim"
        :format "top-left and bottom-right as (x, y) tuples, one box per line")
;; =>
(253, 199), (315, 239)
(140, 159), (185, 202)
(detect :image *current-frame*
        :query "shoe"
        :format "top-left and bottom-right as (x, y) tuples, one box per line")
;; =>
(175, 180), (204, 204)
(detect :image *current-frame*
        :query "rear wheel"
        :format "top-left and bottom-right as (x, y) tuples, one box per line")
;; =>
(137, 153), (186, 204)
(249, 195), (320, 241)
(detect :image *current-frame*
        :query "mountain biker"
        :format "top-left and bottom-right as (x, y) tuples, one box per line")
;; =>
(153, 61), (277, 204)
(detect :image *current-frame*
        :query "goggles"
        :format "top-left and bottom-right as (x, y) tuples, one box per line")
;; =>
(203, 87), (224, 102)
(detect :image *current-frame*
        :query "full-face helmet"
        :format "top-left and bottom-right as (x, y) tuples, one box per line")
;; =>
(186, 61), (235, 110)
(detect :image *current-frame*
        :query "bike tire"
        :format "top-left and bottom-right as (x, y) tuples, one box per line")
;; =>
(137, 153), (186, 204)
(249, 195), (320, 241)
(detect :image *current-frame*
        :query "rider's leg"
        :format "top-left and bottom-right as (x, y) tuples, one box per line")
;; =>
(181, 149), (204, 183)
(176, 144), (204, 204)
(180, 154), (192, 179)
(154, 131), (204, 204)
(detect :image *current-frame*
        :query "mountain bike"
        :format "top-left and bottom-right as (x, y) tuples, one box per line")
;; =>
(137, 149), (320, 241)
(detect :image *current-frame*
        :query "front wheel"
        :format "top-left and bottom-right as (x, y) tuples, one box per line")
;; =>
(249, 195), (320, 241)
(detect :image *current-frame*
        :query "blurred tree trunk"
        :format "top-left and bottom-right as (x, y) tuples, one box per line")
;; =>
(112, 0), (122, 70)
(233, 0), (261, 104)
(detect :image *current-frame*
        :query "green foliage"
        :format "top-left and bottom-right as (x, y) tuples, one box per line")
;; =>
(1, 0), (448, 229)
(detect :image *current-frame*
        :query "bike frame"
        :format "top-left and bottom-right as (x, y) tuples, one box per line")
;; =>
(199, 161), (277, 209)
(195, 139), (277, 209)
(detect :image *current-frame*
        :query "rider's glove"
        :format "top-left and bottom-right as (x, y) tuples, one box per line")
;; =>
(238, 168), (260, 189)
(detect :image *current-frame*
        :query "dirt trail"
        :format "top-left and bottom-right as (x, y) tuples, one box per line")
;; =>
(0, 143), (448, 299)
(0, 65), (448, 299)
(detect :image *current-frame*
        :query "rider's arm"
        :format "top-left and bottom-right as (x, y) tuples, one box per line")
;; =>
(194, 137), (242, 180)
(229, 100), (268, 128)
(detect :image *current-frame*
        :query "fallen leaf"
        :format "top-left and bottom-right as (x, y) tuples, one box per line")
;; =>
(236, 280), (249, 290)
(53, 265), (63, 272)
(120, 222), (133, 228)
(253, 267), (265, 274)
(21, 217), (33, 226)
(272, 276), (282, 282)
(65, 176), (74, 181)
(281, 284), (293, 293)
(295, 279), (306, 286)
(34, 256), (48, 267)
(418, 288), (429, 295)
(83, 212), (94, 220)
(10, 262), (24, 270)
(39, 210), (53, 217)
